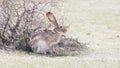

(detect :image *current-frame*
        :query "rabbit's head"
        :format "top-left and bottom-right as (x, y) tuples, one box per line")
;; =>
(46, 12), (67, 33)
(54, 26), (67, 33)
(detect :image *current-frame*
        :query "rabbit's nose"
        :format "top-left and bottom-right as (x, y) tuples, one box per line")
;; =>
(63, 29), (67, 33)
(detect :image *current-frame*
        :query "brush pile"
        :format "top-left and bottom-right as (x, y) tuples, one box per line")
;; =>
(0, 0), (88, 56)
(49, 36), (87, 56)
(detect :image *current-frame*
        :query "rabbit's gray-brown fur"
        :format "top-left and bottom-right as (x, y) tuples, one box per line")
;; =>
(30, 12), (67, 54)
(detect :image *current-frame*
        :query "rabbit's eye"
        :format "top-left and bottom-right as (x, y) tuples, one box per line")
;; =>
(59, 26), (62, 28)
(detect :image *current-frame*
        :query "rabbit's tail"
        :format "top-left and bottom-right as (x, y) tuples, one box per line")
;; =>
(32, 40), (49, 54)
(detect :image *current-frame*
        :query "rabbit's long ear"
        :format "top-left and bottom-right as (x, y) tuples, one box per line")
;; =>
(46, 12), (59, 28)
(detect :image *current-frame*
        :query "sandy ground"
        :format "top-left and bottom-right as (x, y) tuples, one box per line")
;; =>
(0, 0), (120, 68)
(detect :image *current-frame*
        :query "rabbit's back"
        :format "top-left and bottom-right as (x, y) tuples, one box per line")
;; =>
(40, 30), (61, 46)
(30, 30), (61, 54)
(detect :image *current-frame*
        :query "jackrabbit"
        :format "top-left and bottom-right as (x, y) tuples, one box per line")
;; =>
(30, 12), (67, 54)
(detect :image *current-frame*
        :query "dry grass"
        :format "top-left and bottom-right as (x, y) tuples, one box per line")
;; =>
(0, 0), (120, 68)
